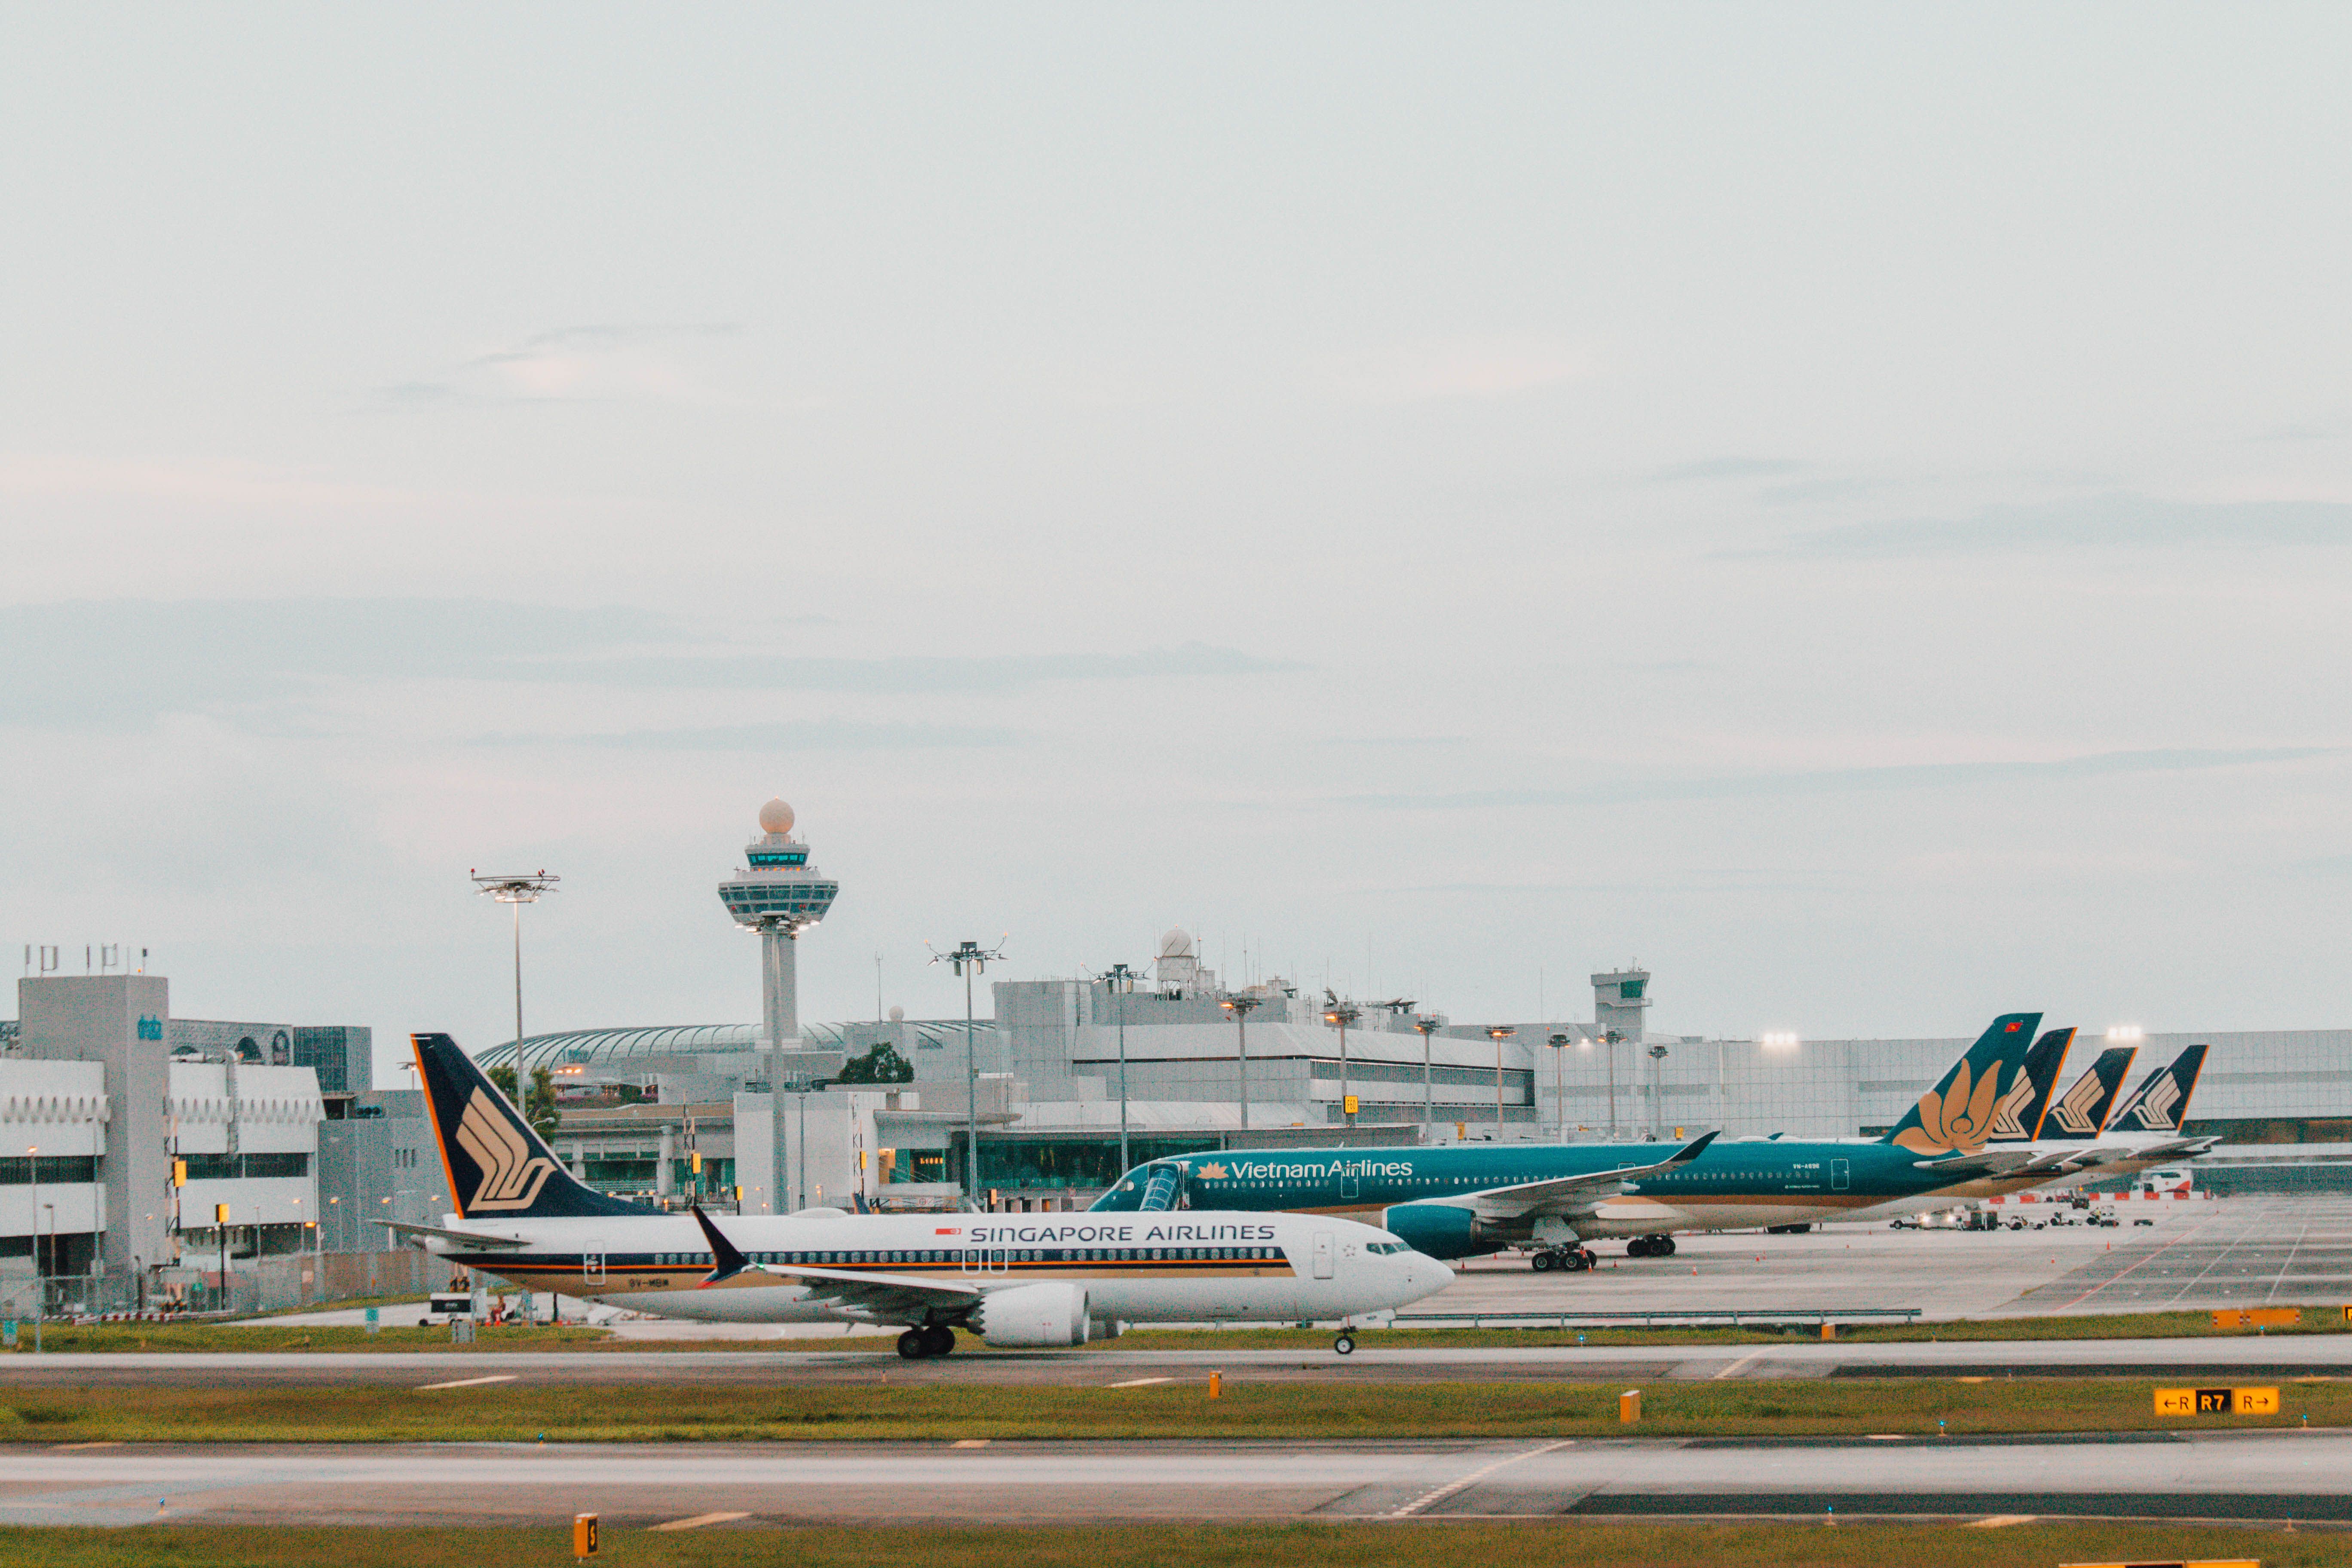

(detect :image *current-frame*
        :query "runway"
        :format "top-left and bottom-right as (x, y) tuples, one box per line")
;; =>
(6, 1331), (2352, 1389)
(2, 1433), (2346, 1527)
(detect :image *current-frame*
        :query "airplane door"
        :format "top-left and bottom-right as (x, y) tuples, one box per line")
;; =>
(1340, 1173), (1359, 1201)
(582, 1253), (606, 1283)
(1831, 1159), (1850, 1191)
(1312, 1232), (1335, 1280)
(989, 1247), (1010, 1275)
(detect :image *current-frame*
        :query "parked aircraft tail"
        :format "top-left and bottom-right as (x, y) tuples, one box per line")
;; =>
(2105, 1044), (2209, 1135)
(410, 1032), (651, 1219)
(1880, 1013), (2041, 1156)
(2040, 1045), (2138, 1139)
(1990, 1026), (2076, 1142)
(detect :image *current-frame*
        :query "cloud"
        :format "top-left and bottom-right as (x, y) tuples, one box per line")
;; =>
(483, 719), (1019, 750)
(381, 323), (742, 406)
(1762, 493), (2352, 558)
(0, 600), (1303, 731)
(1645, 456), (1809, 484)
(1329, 338), (1588, 403)
(1329, 745), (2337, 810)
(519, 644), (1309, 694)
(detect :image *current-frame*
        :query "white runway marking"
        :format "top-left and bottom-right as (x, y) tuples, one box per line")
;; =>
(415, 1375), (518, 1390)
(652, 1511), (751, 1531)
(1107, 1377), (1174, 1387)
(1386, 1439), (1575, 1518)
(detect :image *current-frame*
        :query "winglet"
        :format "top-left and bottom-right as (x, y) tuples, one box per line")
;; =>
(690, 1204), (754, 1287)
(1660, 1129), (1718, 1170)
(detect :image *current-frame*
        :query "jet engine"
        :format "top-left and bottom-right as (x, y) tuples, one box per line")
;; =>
(973, 1282), (1091, 1347)
(1381, 1201), (1518, 1259)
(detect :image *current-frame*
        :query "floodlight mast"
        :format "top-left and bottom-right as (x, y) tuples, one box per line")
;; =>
(1412, 1014), (1442, 1128)
(930, 938), (1006, 1209)
(1487, 1026), (1518, 1136)
(1219, 993), (1262, 1131)
(470, 870), (560, 1069)
(1101, 962), (1144, 1175)
(1323, 994), (1361, 1128)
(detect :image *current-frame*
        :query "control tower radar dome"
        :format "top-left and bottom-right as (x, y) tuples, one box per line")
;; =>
(1160, 928), (1194, 958)
(758, 797), (796, 836)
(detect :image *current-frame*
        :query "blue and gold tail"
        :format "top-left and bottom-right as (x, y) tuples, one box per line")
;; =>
(2106, 1044), (2208, 1134)
(1880, 1014), (2041, 1156)
(411, 1032), (649, 1219)
(2041, 1045), (2139, 1139)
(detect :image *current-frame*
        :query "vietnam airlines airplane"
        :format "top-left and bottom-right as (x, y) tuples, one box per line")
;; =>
(390, 1033), (1451, 1358)
(1093, 1013), (2046, 1268)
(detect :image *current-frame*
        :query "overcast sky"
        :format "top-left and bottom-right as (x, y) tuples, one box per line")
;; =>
(5, 6), (2349, 1082)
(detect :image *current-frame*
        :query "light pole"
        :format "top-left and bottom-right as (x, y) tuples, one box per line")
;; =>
(1323, 994), (1360, 1129)
(1648, 1042), (1669, 1139)
(1602, 1029), (1623, 1139)
(1101, 962), (1142, 1176)
(1547, 1032), (1571, 1141)
(1487, 1026), (1517, 1136)
(39, 1203), (54, 1351)
(1413, 1016), (1441, 1128)
(27, 1146), (39, 1353)
(930, 938), (1006, 1210)
(1220, 994), (1262, 1132)
(471, 870), (560, 1075)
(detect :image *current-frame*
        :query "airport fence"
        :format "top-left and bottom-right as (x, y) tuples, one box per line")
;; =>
(0, 1249), (438, 1320)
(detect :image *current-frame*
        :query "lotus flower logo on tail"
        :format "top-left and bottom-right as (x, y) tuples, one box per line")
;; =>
(1894, 1059), (2004, 1155)
(456, 1087), (557, 1211)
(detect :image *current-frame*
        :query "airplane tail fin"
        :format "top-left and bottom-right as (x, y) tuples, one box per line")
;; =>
(2040, 1045), (2139, 1139)
(2106, 1044), (2209, 1134)
(1881, 1013), (2041, 1155)
(410, 1032), (650, 1219)
(1991, 1026), (2075, 1142)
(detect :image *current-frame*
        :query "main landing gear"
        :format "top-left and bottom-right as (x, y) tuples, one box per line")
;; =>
(1530, 1246), (1598, 1273)
(1625, 1234), (1677, 1259)
(1333, 1332), (1357, 1355)
(897, 1324), (958, 1360)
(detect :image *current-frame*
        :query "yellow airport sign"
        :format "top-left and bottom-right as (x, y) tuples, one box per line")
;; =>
(172, 1159), (186, 1188)
(2154, 1386), (2279, 1416)
(1343, 1095), (1359, 1116)
(572, 1512), (598, 1558)
(2212, 1306), (2298, 1329)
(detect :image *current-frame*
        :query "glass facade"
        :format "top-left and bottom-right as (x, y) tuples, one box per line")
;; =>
(0, 1155), (99, 1185)
(955, 1135), (1225, 1191)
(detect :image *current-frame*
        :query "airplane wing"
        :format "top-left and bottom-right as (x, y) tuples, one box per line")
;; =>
(1909, 1148), (2049, 1180)
(383, 1219), (524, 1250)
(1425, 1130), (1720, 1224)
(689, 1205), (982, 1323)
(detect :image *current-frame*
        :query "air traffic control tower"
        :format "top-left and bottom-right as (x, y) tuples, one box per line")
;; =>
(718, 798), (839, 1046)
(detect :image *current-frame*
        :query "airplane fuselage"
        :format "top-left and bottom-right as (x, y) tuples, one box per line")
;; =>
(417, 1209), (1448, 1326)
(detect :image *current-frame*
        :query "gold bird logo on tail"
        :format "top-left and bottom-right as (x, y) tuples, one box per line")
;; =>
(1893, 1060), (2003, 1156)
(455, 1087), (557, 1212)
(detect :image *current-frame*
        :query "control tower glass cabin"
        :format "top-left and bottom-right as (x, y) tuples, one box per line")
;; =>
(717, 798), (839, 1046)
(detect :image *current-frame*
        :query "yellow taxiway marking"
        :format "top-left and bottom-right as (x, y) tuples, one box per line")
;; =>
(51, 1442), (121, 1451)
(1955, 1376), (1989, 1383)
(1107, 1377), (1174, 1388)
(952, 1439), (990, 1449)
(651, 1512), (751, 1532)
(1864, 1435), (1906, 1440)
(415, 1375), (519, 1390)
(1968, 1516), (2037, 1528)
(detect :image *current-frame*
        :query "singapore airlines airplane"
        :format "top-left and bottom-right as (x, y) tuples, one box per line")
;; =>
(390, 1033), (1451, 1357)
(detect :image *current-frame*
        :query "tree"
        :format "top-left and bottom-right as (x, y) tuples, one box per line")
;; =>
(487, 1064), (561, 1140)
(836, 1041), (914, 1085)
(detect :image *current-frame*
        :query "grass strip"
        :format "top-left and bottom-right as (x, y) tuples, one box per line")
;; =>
(17, 1305), (2349, 1354)
(0, 1377), (2347, 1443)
(0, 1520), (2346, 1568)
